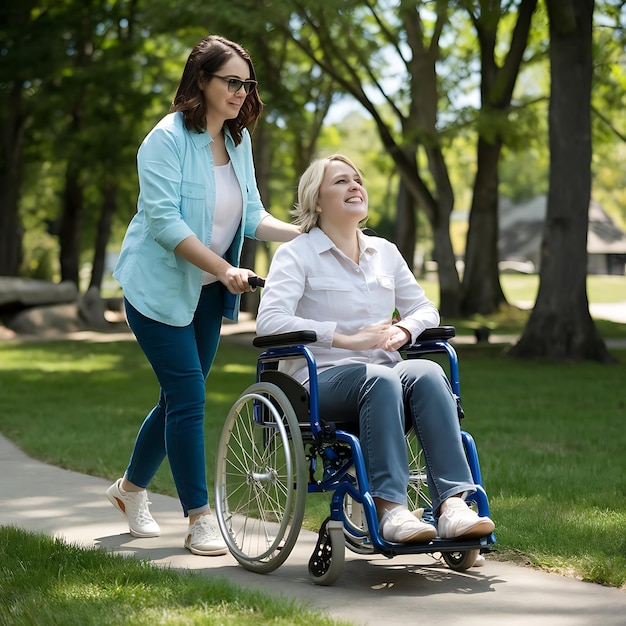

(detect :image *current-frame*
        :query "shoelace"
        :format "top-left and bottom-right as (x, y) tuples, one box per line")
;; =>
(192, 517), (220, 542)
(127, 492), (154, 524)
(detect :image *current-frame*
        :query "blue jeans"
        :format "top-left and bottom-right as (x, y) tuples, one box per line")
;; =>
(317, 359), (476, 516)
(123, 283), (224, 517)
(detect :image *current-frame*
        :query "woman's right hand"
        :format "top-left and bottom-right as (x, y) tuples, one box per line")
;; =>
(332, 323), (391, 351)
(217, 266), (256, 294)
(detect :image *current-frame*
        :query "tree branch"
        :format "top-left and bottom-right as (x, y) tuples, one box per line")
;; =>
(592, 104), (626, 142)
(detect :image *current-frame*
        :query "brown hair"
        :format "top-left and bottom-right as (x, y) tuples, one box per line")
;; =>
(170, 35), (263, 145)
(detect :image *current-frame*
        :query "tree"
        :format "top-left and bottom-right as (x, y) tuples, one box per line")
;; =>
(459, 0), (538, 315)
(508, 0), (615, 362)
(233, 1), (541, 317)
(0, 1), (58, 276)
(54, 1), (160, 289)
(269, 0), (464, 317)
(1, 0), (167, 289)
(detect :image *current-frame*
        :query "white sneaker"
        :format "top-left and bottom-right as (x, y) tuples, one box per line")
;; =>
(184, 515), (228, 556)
(437, 498), (495, 540)
(106, 478), (160, 538)
(379, 506), (437, 543)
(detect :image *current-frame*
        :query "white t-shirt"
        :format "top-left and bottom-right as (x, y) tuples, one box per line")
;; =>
(202, 161), (243, 285)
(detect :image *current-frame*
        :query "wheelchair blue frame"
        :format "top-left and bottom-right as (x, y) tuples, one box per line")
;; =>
(253, 327), (495, 560)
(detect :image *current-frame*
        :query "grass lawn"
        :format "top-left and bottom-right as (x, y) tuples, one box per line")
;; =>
(0, 526), (346, 626)
(1, 274), (625, 622)
(0, 331), (624, 592)
(419, 273), (626, 306)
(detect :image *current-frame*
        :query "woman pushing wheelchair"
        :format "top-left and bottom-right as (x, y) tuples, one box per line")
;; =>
(256, 154), (494, 544)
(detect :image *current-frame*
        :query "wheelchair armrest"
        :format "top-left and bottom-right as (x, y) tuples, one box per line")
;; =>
(415, 325), (456, 341)
(400, 326), (456, 355)
(253, 330), (318, 349)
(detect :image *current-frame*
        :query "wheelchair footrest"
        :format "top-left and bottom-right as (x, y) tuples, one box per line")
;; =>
(377, 533), (494, 558)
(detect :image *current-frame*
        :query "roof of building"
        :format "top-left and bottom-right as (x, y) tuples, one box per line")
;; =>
(498, 196), (626, 260)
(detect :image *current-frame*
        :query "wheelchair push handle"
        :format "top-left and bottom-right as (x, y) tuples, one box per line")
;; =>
(248, 275), (266, 288)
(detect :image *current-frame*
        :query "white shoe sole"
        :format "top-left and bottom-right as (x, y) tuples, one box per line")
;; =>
(184, 541), (228, 556)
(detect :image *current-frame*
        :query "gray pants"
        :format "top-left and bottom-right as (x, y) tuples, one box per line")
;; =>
(317, 359), (476, 516)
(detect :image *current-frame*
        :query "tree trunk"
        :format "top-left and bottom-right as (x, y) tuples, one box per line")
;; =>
(401, 5), (460, 317)
(509, 0), (614, 362)
(461, 136), (507, 315)
(59, 158), (83, 287)
(394, 177), (416, 271)
(460, 0), (537, 315)
(0, 81), (25, 276)
(432, 212), (461, 319)
(89, 181), (117, 291)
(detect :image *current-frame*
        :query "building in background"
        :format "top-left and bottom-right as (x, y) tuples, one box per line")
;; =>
(498, 196), (626, 275)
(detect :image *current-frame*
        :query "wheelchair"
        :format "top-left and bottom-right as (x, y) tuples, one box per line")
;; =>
(214, 325), (495, 586)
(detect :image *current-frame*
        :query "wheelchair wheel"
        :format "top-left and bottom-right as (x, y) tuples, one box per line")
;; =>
(308, 518), (345, 586)
(214, 382), (307, 573)
(442, 549), (479, 571)
(343, 428), (430, 553)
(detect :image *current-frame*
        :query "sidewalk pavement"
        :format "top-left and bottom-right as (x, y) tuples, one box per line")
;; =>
(1, 434), (624, 626)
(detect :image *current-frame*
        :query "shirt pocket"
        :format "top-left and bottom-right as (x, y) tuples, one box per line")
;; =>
(180, 181), (206, 213)
(307, 276), (350, 291)
(144, 257), (185, 319)
(306, 276), (353, 319)
(308, 276), (351, 292)
(376, 274), (395, 290)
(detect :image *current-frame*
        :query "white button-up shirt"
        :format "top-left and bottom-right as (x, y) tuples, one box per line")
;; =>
(256, 227), (440, 383)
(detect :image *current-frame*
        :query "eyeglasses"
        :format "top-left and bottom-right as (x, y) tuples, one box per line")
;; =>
(209, 74), (257, 94)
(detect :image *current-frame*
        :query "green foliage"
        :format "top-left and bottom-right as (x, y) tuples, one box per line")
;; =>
(3, 0), (625, 294)
(590, 5), (626, 229)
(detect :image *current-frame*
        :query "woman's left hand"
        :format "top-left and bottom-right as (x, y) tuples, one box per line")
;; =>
(383, 325), (411, 352)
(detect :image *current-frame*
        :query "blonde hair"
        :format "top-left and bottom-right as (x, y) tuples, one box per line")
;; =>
(292, 154), (363, 233)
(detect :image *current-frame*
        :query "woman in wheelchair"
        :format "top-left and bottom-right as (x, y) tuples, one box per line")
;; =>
(256, 154), (494, 544)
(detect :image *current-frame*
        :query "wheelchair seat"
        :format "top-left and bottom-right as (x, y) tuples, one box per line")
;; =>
(259, 369), (359, 436)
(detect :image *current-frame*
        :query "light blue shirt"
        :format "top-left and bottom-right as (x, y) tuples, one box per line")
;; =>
(113, 112), (269, 326)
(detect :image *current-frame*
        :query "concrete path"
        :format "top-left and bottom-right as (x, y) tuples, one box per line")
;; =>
(1, 435), (624, 626)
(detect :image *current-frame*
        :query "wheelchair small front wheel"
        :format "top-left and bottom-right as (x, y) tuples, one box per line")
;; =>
(215, 382), (307, 573)
(308, 519), (345, 586)
(442, 549), (479, 571)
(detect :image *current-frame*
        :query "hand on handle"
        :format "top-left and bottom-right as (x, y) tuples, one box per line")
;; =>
(247, 276), (266, 289)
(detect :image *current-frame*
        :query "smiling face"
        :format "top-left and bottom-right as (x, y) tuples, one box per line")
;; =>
(316, 159), (368, 231)
(202, 54), (252, 125)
